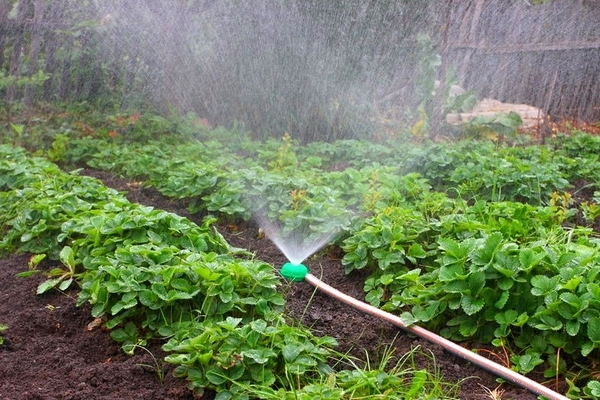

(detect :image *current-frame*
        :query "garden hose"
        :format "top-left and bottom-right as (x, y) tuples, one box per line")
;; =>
(280, 262), (569, 400)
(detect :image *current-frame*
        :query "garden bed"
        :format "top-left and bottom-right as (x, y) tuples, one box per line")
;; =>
(1, 169), (539, 399)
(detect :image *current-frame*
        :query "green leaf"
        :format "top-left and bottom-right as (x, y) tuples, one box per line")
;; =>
(405, 370), (428, 398)
(282, 344), (301, 362)
(512, 352), (543, 374)
(438, 238), (466, 258)
(566, 320), (580, 336)
(461, 295), (485, 315)
(588, 317), (600, 343)
(495, 310), (518, 325)
(138, 289), (159, 307)
(59, 246), (75, 269)
(519, 248), (545, 271)
(412, 301), (441, 322)
(439, 263), (465, 282)
(206, 367), (227, 385)
(407, 243), (427, 258)
(15, 270), (40, 278)
(110, 294), (138, 314)
(365, 288), (383, 307)
(472, 233), (503, 266)
(399, 312), (419, 326)
(250, 319), (268, 334)
(110, 328), (131, 342)
(151, 283), (169, 301)
(379, 274), (394, 285)
(37, 277), (63, 294)
(494, 290), (509, 309)
(530, 275), (561, 297)
(242, 348), (276, 364)
(531, 313), (563, 331)
(397, 268), (421, 282)
(468, 271), (486, 296)
(218, 317), (242, 331)
(58, 277), (73, 291)
(585, 381), (600, 397)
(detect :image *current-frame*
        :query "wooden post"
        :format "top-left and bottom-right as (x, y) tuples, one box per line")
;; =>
(7, 0), (28, 102)
(24, 0), (47, 108)
(0, 0), (10, 70)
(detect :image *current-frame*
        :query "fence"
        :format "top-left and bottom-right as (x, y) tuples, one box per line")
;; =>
(443, 0), (600, 121)
(1, 0), (599, 125)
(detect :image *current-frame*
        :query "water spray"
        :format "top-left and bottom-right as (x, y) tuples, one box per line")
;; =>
(279, 262), (569, 400)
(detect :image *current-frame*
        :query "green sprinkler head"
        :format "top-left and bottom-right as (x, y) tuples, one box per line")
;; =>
(280, 262), (308, 282)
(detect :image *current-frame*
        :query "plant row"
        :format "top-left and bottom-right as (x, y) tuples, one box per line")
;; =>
(0, 144), (457, 399)
(42, 120), (600, 398)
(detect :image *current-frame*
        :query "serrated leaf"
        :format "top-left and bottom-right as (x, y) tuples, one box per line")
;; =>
(214, 391), (233, 400)
(170, 278), (192, 291)
(218, 317), (242, 331)
(151, 283), (169, 300)
(530, 275), (561, 296)
(242, 348), (276, 364)
(468, 271), (486, 296)
(514, 312), (529, 327)
(495, 310), (518, 325)
(512, 353), (543, 374)
(519, 248), (545, 270)
(566, 320), (580, 336)
(459, 319), (479, 337)
(439, 263), (465, 282)
(497, 278), (514, 290)
(494, 290), (509, 309)
(365, 288), (383, 307)
(461, 295), (485, 315)
(138, 289), (159, 307)
(408, 243), (427, 258)
(398, 268), (421, 282)
(438, 238), (464, 258)
(588, 317), (600, 343)
(444, 280), (469, 293)
(282, 344), (301, 362)
(379, 274), (395, 285)
(472, 233), (503, 266)
(581, 341), (595, 357)
(206, 367), (227, 385)
(110, 328), (131, 342)
(412, 301), (441, 322)
(399, 312), (419, 326)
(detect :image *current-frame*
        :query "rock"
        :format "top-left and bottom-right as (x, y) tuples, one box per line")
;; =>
(446, 98), (545, 130)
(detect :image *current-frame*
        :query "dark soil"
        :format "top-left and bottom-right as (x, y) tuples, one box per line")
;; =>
(0, 170), (557, 399)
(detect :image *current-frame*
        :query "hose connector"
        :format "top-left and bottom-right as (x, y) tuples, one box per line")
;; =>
(280, 262), (308, 281)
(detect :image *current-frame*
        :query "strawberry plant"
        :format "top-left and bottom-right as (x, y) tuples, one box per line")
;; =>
(9, 111), (600, 396)
(163, 316), (337, 398)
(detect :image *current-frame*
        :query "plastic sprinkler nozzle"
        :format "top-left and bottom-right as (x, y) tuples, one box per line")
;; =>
(280, 262), (308, 282)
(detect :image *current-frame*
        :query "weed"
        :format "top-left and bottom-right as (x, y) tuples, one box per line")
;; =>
(0, 323), (7, 345)
(125, 344), (166, 384)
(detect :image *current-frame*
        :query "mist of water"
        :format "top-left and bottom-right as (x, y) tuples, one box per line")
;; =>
(252, 212), (339, 266)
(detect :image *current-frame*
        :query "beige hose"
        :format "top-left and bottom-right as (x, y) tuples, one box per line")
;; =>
(304, 273), (569, 400)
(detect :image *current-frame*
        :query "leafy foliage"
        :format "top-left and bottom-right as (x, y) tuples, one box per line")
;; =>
(5, 110), (600, 396)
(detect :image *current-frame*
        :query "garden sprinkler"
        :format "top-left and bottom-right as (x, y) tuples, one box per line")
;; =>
(280, 262), (308, 282)
(280, 262), (569, 400)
